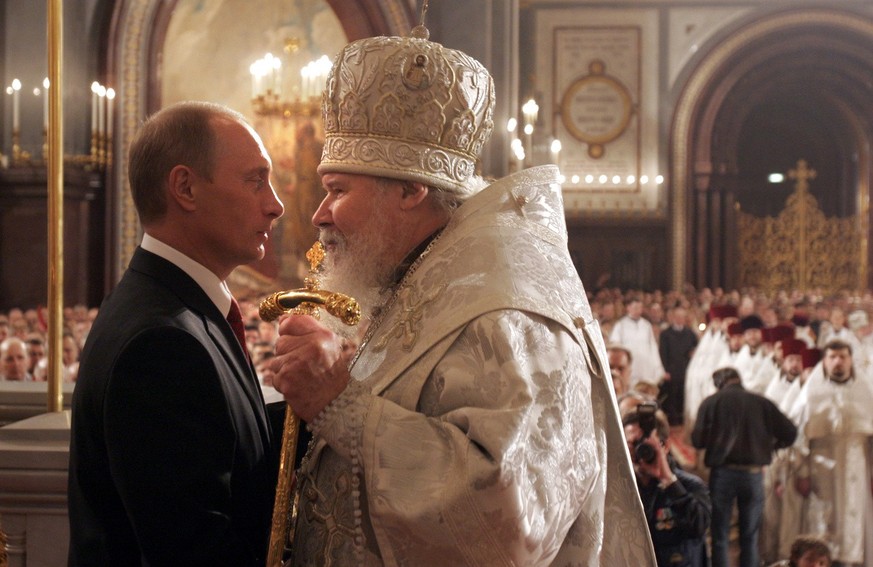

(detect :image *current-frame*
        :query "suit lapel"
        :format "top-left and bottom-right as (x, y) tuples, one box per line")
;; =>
(129, 248), (272, 445)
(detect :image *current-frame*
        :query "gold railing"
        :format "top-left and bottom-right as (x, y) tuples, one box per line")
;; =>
(737, 159), (862, 292)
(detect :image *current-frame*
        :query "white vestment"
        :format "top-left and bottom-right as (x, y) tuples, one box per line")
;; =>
(684, 329), (729, 431)
(732, 345), (769, 392)
(793, 364), (873, 564)
(610, 315), (665, 386)
(761, 372), (808, 563)
(290, 166), (655, 566)
(817, 325), (860, 350)
(747, 353), (778, 395)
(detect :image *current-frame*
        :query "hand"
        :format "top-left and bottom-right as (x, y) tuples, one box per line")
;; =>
(270, 315), (352, 422)
(795, 476), (812, 497)
(774, 481), (784, 498)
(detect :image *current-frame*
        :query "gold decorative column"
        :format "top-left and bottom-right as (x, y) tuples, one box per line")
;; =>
(47, 0), (64, 412)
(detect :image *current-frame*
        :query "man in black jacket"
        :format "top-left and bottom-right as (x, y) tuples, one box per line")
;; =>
(692, 366), (798, 567)
(624, 404), (711, 567)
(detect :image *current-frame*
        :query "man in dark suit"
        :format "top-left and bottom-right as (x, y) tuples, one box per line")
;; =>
(658, 305), (698, 425)
(68, 101), (285, 565)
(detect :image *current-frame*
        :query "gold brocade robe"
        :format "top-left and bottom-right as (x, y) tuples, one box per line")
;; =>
(291, 166), (655, 566)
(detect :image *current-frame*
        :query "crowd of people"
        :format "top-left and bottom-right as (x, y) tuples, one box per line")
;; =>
(0, 301), (282, 403)
(600, 285), (873, 567)
(0, 305), (93, 383)
(4, 285), (870, 565)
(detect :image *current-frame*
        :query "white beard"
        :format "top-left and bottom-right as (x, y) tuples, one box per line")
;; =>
(316, 202), (400, 341)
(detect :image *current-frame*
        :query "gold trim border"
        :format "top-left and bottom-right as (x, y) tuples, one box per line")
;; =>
(115, 0), (156, 277)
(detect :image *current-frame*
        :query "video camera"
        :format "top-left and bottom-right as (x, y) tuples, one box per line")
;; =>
(632, 401), (659, 464)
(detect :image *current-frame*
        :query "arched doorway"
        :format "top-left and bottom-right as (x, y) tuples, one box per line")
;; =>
(671, 7), (873, 291)
(104, 0), (415, 285)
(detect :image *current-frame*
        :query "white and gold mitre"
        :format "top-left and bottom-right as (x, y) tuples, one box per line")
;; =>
(317, 24), (495, 196)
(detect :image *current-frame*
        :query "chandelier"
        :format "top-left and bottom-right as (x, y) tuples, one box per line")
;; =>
(249, 38), (331, 118)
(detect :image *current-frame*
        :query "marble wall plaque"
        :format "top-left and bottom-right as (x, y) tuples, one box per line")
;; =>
(535, 8), (663, 217)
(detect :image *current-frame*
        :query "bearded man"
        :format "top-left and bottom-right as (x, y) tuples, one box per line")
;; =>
(793, 339), (873, 567)
(269, 20), (654, 567)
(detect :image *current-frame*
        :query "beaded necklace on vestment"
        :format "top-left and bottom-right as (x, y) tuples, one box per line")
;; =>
(347, 229), (444, 371)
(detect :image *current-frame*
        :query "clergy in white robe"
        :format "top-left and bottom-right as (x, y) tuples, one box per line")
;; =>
(684, 315), (738, 433)
(269, 27), (656, 566)
(760, 338), (806, 563)
(733, 315), (772, 393)
(610, 298), (666, 388)
(792, 339), (873, 566)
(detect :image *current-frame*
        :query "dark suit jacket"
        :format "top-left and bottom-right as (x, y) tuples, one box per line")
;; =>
(68, 247), (279, 566)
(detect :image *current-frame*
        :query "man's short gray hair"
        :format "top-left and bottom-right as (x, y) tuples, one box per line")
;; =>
(1, 336), (25, 357)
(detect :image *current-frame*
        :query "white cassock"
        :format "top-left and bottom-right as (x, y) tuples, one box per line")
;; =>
(684, 330), (730, 432)
(761, 373), (805, 562)
(817, 325), (861, 351)
(854, 333), (873, 377)
(610, 316), (665, 387)
(764, 372), (796, 408)
(732, 345), (769, 393)
(792, 364), (873, 565)
(747, 354), (778, 395)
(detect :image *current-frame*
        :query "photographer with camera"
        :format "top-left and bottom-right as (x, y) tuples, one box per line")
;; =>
(624, 402), (711, 567)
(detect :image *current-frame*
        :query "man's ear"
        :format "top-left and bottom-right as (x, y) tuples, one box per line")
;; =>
(398, 181), (429, 210)
(167, 165), (197, 212)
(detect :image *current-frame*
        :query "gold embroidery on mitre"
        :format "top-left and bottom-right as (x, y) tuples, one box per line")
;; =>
(318, 35), (495, 196)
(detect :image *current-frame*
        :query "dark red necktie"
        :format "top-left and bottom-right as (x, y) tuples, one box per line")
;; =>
(227, 297), (250, 362)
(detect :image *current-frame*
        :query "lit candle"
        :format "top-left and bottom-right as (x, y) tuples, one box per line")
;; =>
(522, 98), (539, 127)
(270, 54), (282, 96)
(521, 99), (538, 165)
(249, 60), (259, 98)
(301, 64), (311, 99)
(106, 88), (115, 140)
(550, 138), (562, 165)
(265, 53), (277, 95)
(11, 78), (21, 131)
(97, 84), (107, 135)
(314, 55), (331, 97)
(511, 137), (525, 170)
(523, 123), (533, 163)
(91, 81), (100, 135)
(42, 78), (50, 130)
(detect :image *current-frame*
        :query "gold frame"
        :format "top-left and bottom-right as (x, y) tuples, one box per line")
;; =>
(560, 60), (634, 157)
